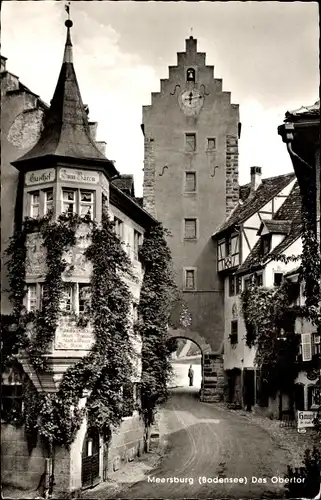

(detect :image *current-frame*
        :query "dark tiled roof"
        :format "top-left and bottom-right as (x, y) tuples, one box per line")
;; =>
(273, 181), (301, 222)
(260, 220), (291, 235)
(113, 174), (135, 197)
(13, 27), (117, 178)
(237, 182), (302, 274)
(214, 172), (296, 236)
(285, 99), (320, 121)
(239, 183), (251, 202)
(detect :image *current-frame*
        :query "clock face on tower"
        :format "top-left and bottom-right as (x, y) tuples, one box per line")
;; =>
(178, 89), (204, 115)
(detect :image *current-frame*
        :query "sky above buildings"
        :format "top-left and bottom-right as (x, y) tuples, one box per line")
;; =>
(2, 1), (319, 196)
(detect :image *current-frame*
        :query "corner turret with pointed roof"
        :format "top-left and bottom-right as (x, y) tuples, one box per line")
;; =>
(12, 15), (118, 179)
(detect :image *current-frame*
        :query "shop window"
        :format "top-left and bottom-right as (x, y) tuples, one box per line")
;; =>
(186, 68), (195, 82)
(185, 133), (196, 152)
(184, 219), (197, 239)
(185, 172), (196, 192)
(185, 269), (196, 290)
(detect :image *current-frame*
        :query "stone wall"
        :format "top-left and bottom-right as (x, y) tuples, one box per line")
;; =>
(142, 137), (156, 218)
(107, 413), (145, 474)
(1, 423), (46, 491)
(226, 134), (239, 217)
(200, 354), (225, 402)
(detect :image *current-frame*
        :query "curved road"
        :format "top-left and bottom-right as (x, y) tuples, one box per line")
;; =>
(115, 388), (288, 499)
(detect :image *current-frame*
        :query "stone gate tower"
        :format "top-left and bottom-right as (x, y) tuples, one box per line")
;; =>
(142, 36), (240, 401)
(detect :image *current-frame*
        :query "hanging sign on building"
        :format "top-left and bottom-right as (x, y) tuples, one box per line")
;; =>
(59, 168), (99, 184)
(297, 410), (317, 429)
(25, 168), (56, 186)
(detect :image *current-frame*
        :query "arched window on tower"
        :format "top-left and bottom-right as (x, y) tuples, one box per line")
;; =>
(186, 68), (195, 82)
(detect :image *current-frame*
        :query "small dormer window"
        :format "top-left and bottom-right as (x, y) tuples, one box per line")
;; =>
(261, 235), (271, 255)
(186, 68), (195, 82)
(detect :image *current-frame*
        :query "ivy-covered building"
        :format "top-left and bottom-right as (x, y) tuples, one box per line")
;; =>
(1, 17), (161, 498)
(213, 166), (320, 417)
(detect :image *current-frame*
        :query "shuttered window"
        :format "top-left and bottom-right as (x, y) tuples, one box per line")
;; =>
(184, 219), (197, 239)
(301, 333), (312, 362)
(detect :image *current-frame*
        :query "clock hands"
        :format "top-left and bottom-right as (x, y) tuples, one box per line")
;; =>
(184, 92), (203, 105)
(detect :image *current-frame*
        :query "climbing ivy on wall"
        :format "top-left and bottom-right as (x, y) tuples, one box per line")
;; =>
(2, 212), (137, 449)
(240, 278), (301, 396)
(136, 224), (178, 427)
(240, 163), (321, 396)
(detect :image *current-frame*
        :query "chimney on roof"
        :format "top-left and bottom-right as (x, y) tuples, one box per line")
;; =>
(250, 166), (262, 191)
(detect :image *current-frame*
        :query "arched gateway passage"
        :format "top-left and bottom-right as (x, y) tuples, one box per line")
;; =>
(167, 328), (225, 402)
(167, 327), (211, 390)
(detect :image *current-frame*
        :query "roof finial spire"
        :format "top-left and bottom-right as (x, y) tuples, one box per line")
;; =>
(190, 27), (193, 39)
(63, 2), (73, 63)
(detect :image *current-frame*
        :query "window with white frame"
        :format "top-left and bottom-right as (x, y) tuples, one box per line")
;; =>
(62, 189), (95, 218)
(27, 284), (38, 312)
(80, 191), (94, 217)
(255, 273), (263, 287)
(301, 333), (312, 362)
(114, 217), (124, 240)
(30, 191), (40, 218)
(60, 285), (73, 312)
(134, 230), (142, 260)
(62, 190), (76, 215)
(44, 189), (54, 215)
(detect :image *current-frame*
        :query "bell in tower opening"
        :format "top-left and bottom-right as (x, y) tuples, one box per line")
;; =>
(186, 68), (195, 82)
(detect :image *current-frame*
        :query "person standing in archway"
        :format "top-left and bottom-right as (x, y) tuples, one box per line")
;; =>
(188, 365), (194, 386)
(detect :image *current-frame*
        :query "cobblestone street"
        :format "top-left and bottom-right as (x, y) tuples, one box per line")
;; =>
(81, 388), (319, 499)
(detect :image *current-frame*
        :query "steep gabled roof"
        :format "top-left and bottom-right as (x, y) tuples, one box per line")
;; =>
(213, 172), (296, 237)
(12, 19), (118, 179)
(259, 220), (292, 235)
(236, 181), (302, 274)
(113, 174), (135, 198)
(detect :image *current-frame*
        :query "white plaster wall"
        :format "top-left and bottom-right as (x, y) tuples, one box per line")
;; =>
(69, 397), (88, 492)
(223, 278), (255, 370)
(265, 237), (302, 286)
